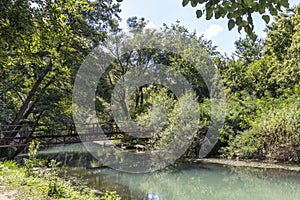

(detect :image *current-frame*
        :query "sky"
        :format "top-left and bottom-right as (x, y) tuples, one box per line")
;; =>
(118, 0), (299, 56)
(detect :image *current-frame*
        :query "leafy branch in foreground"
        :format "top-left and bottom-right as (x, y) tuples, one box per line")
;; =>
(182, 0), (293, 40)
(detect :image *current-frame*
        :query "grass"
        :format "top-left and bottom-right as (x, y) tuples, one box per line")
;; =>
(0, 140), (121, 200)
(0, 160), (98, 200)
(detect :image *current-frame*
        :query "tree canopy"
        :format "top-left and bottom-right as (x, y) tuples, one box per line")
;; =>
(218, 6), (300, 162)
(0, 0), (121, 130)
(0, 0), (299, 163)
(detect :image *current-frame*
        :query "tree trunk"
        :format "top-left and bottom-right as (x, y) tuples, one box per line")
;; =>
(9, 61), (53, 133)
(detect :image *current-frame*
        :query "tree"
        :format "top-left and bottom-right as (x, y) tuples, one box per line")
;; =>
(91, 19), (224, 159)
(0, 0), (121, 158)
(234, 36), (263, 64)
(126, 16), (147, 32)
(182, 0), (293, 40)
(260, 6), (300, 97)
(95, 20), (218, 121)
(218, 6), (300, 161)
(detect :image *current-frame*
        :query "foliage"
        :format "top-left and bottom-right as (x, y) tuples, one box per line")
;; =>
(224, 98), (300, 162)
(182, 0), (293, 39)
(0, 140), (121, 199)
(23, 140), (46, 173)
(234, 36), (263, 64)
(0, 0), (121, 134)
(1, 0), (299, 167)
(101, 191), (122, 200)
(217, 6), (300, 163)
(135, 87), (201, 151)
(0, 160), (98, 199)
(95, 20), (220, 157)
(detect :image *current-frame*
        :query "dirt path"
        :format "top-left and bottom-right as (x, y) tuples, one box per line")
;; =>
(0, 187), (17, 200)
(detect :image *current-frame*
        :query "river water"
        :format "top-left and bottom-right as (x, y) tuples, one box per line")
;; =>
(37, 144), (300, 200)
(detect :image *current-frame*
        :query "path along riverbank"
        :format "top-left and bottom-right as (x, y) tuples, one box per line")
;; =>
(194, 158), (300, 172)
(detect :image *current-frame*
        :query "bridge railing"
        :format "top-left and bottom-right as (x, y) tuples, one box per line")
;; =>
(0, 122), (151, 148)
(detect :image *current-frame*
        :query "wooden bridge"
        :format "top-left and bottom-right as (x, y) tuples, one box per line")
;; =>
(0, 123), (149, 149)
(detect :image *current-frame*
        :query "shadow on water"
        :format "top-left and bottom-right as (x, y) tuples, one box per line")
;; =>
(19, 144), (300, 200)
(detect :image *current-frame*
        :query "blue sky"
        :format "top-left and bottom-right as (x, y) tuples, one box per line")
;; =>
(118, 0), (299, 56)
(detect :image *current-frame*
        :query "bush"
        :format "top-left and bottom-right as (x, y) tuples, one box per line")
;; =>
(223, 98), (300, 163)
(101, 191), (122, 200)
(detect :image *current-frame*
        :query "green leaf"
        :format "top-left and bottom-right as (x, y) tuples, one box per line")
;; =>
(259, 0), (266, 6)
(270, 7), (278, 15)
(281, 0), (289, 8)
(249, 32), (258, 41)
(244, 0), (253, 6)
(245, 25), (252, 36)
(228, 19), (235, 30)
(206, 8), (213, 20)
(258, 0), (266, 13)
(262, 15), (270, 23)
(191, 0), (198, 7)
(247, 15), (253, 25)
(259, 7), (265, 14)
(215, 12), (221, 19)
(196, 10), (203, 18)
(219, 7), (227, 18)
(182, 0), (190, 7)
(215, 7), (222, 19)
(205, 1), (212, 10)
(238, 26), (242, 33)
(236, 17), (242, 25)
(227, 12), (234, 19)
(252, 2), (259, 10)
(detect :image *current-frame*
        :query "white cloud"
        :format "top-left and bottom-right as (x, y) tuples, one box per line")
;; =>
(201, 25), (224, 40)
(119, 20), (159, 31)
(144, 21), (160, 30)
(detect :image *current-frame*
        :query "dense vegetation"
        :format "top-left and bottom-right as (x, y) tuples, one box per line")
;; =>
(0, 0), (121, 130)
(0, 140), (121, 199)
(0, 0), (121, 159)
(218, 6), (300, 162)
(0, 0), (299, 199)
(93, 6), (300, 163)
(0, 0), (299, 163)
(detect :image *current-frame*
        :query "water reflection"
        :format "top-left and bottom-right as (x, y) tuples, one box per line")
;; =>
(68, 163), (300, 200)
(33, 144), (300, 200)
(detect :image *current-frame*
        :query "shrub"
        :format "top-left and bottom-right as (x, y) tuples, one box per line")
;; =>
(101, 191), (122, 200)
(223, 98), (300, 163)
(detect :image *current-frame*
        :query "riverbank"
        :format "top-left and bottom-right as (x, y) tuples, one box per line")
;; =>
(194, 158), (300, 172)
(0, 161), (121, 200)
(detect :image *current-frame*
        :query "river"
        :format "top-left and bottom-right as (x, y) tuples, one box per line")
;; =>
(36, 144), (300, 200)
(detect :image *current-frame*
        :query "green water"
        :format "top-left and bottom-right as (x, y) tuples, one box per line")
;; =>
(69, 164), (300, 200)
(37, 144), (300, 200)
